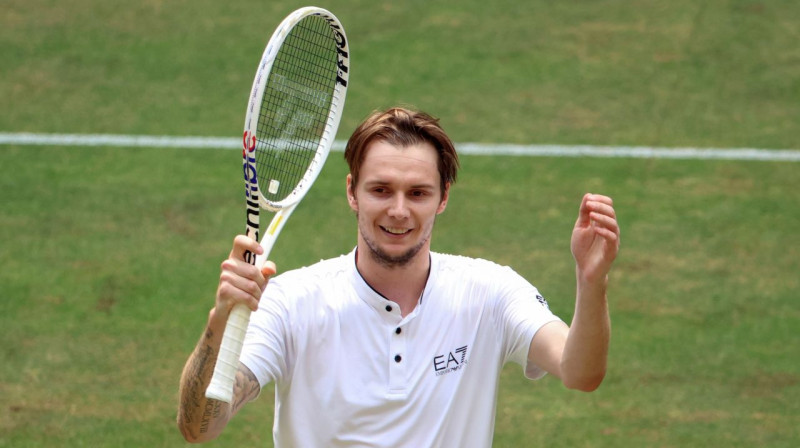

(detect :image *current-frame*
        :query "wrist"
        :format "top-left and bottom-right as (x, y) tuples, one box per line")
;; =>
(576, 269), (608, 300)
(205, 307), (228, 342)
(576, 265), (608, 286)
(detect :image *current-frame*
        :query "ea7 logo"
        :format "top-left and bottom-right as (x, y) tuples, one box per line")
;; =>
(535, 294), (549, 309)
(432, 345), (468, 377)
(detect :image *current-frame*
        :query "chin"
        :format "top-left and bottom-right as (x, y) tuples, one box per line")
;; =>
(367, 241), (425, 268)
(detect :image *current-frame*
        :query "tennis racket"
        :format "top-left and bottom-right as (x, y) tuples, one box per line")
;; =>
(205, 6), (350, 403)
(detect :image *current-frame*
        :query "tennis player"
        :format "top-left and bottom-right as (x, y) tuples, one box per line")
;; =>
(178, 107), (620, 446)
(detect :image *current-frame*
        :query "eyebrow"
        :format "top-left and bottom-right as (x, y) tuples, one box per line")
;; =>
(362, 179), (437, 190)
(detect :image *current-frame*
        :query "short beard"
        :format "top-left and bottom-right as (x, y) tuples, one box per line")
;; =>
(364, 237), (427, 269)
(360, 223), (429, 269)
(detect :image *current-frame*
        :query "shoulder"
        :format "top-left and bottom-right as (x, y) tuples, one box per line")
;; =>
(434, 251), (499, 270)
(427, 252), (551, 321)
(432, 252), (522, 281)
(275, 252), (352, 283)
(430, 252), (536, 300)
(263, 251), (354, 305)
(434, 251), (546, 298)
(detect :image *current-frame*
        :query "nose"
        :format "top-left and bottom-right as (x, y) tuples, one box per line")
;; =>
(387, 193), (409, 219)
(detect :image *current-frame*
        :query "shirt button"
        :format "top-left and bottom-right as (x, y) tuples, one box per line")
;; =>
(394, 354), (402, 363)
(385, 305), (392, 312)
(395, 327), (402, 334)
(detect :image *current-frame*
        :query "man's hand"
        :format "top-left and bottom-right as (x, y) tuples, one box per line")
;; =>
(214, 235), (277, 319)
(570, 193), (620, 284)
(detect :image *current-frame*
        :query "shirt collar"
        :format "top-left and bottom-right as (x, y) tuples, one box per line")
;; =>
(349, 248), (435, 320)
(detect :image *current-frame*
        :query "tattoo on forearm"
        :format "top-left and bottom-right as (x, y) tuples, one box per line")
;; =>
(189, 344), (214, 402)
(200, 399), (222, 434)
(178, 329), (219, 438)
(232, 364), (261, 413)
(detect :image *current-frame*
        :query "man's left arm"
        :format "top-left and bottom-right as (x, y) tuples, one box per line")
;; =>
(528, 193), (619, 391)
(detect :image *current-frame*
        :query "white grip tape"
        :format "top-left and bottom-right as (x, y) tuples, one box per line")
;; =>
(205, 304), (251, 403)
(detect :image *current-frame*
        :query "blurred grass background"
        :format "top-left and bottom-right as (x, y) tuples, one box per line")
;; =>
(2, 0), (799, 446)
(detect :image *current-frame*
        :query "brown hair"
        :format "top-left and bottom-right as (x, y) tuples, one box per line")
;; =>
(344, 107), (459, 195)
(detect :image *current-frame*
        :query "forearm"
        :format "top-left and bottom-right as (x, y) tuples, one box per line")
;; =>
(177, 310), (233, 442)
(560, 273), (611, 391)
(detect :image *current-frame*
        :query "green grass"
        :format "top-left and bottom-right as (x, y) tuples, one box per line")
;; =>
(3, 0), (798, 147)
(2, 0), (800, 446)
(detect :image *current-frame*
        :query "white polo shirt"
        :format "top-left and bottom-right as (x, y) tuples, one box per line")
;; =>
(240, 249), (562, 447)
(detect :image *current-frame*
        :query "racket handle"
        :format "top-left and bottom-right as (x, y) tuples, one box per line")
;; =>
(205, 304), (252, 403)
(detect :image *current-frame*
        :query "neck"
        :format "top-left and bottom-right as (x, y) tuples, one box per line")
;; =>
(356, 246), (431, 316)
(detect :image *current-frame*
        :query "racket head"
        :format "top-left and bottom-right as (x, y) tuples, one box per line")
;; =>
(243, 7), (350, 213)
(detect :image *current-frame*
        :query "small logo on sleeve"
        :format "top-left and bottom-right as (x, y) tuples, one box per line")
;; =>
(432, 345), (468, 377)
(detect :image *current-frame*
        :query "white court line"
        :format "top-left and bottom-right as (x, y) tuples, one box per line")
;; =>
(1, 132), (799, 162)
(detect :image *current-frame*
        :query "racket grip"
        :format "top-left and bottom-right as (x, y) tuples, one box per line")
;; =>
(205, 304), (252, 403)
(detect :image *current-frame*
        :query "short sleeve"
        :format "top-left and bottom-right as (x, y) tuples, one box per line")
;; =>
(495, 266), (562, 379)
(239, 279), (293, 388)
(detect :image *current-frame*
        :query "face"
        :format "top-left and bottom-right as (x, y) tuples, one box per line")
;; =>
(347, 140), (449, 269)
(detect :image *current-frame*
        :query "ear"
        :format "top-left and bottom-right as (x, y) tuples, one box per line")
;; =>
(346, 174), (358, 212)
(436, 182), (450, 215)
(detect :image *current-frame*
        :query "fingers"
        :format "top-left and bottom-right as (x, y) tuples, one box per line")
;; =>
(577, 193), (613, 226)
(588, 211), (620, 243)
(584, 194), (620, 250)
(261, 260), (277, 278)
(230, 234), (263, 260)
(217, 236), (278, 314)
(576, 193), (620, 246)
(579, 193), (615, 223)
(583, 194), (615, 218)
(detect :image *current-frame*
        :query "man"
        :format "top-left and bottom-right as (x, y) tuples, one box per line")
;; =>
(178, 107), (620, 446)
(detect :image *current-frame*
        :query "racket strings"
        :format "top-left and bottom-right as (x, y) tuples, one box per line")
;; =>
(256, 16), (338, 203)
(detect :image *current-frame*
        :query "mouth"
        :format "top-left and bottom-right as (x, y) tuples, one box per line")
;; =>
(381, 225), (412, 236)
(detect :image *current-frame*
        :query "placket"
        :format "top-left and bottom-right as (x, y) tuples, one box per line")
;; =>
(380, 300), (412, 398)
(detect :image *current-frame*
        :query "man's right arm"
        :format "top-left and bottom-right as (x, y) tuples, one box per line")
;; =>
(177, 309), (261, 442)
(176, 236), (276, 442)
